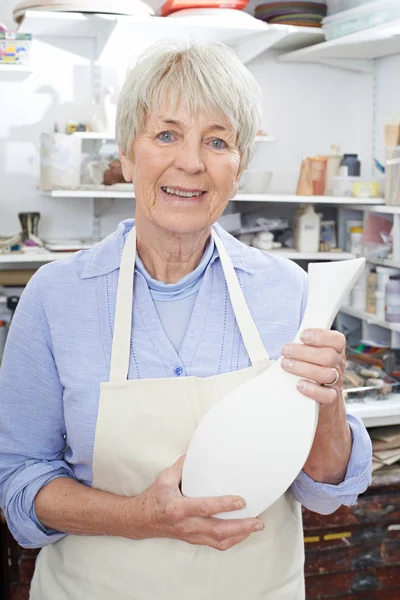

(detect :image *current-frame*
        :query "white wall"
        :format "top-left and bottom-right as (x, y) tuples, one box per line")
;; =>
(0, 3), (375, 240)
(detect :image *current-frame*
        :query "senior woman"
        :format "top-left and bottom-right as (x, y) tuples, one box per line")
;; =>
(0, 42), (371, 599)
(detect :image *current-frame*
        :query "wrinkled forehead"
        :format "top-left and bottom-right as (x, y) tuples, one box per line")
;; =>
(145, 98), (237, 136)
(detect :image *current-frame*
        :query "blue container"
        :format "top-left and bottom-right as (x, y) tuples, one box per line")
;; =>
(340, 154), (361, 176)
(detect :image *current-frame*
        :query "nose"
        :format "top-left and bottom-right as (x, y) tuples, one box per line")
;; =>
(174, 140), (205, 175)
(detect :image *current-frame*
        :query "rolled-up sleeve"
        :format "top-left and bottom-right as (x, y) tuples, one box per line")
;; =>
(291, 413), (372, 514)
(0, 272), (73, 548)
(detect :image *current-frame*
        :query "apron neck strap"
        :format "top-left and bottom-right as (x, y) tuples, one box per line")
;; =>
(109, 226), (137, 384)
(212, 230), (270, 367)
(109, 226), (270, 383)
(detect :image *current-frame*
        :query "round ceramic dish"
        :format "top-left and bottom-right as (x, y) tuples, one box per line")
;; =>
(166, 7), (256, 19)
(162, 1), (248, 17)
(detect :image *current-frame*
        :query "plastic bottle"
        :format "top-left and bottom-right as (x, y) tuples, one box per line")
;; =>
(375, 291), (385, 319)
(366, 268), (377, 314)
(350, 226), (363, 256)
(293, 204), (305, 250)
(339, 154), (361, 177)
(324, 145), (343, 195)
(385, 274), (400, 323)
(297, 204), (321, 253)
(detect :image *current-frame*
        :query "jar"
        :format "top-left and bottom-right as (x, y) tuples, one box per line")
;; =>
(366, 268), (377, 314)
(375, 291), (385, 319)
(385, 275), (400, 323)
(351, 284), (365, 310)
(339, 154), (361, 177)
(350, 226), (363, 256)
(376, 266), (400, 294)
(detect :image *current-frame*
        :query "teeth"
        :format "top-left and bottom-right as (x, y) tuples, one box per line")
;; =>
(163, 187), (203, 198)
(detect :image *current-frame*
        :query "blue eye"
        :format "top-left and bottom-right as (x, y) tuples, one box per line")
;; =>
(211, 138), (227, 149)
(157, 131), (175, 143)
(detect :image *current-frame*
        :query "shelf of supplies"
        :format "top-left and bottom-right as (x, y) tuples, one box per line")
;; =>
(233, 194), (385, 204)
(347, 396), (400, 428)
(18, 10), (324, 63)
(347, 204), (400, 214)
(366, 257), (400, 270)
(340, 305), (400, 333)
(0, 251), (76, 266)
(42, 190), (387, 203)
(268, 249), (354, 260)
(0, 64), (31, 73)
(280, 19), (400, 72)
(0, 64), (32, 79)
(42, 188), (135, 199)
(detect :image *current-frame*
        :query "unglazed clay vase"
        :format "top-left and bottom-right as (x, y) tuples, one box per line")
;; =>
(181, 257), (366, 518)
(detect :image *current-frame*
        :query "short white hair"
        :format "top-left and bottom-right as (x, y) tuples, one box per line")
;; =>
(116, 42), (262, 170)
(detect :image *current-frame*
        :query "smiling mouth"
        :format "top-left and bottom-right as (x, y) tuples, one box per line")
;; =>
(161, 186), (206, 198)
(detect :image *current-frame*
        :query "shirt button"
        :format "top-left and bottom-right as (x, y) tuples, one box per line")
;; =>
(174, 366), (183, 377)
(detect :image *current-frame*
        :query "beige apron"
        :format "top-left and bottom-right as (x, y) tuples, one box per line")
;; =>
(30, 226), (305, 600)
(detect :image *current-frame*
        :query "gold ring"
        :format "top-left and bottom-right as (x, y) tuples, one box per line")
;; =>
(324, 368), (340, 387)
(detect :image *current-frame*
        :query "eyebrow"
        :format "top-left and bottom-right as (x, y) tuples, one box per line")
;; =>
(161, 119), (229, 132)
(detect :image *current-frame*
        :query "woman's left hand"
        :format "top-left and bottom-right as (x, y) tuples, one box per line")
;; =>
(281, 329), (352, 485)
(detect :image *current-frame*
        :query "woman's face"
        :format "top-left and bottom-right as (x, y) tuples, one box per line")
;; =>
(120, 102), (241, 235)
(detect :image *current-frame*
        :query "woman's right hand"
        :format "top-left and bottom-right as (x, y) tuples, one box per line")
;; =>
(127, 456), (265, 551)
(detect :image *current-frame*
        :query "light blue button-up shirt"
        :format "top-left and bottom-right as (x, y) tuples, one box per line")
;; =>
(0, 219), (372, 549)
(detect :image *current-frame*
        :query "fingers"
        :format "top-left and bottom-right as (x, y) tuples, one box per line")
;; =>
(177, 516), (264, 539)
(172, 495), (247, 519)
(300, 329), (346, 353)
(296, 379), (340, 406)
(282, 343), (345, 370)
(281, 359), (344, 388)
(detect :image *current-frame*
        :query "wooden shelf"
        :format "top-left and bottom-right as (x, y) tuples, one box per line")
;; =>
(347, 396), (400, 428)
(340, 305), (400, 334)
(18, 10), (324, 64)
(280, 19), (400, 72)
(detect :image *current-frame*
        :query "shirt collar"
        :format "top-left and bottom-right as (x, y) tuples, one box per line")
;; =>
(81, 219), (254, 280)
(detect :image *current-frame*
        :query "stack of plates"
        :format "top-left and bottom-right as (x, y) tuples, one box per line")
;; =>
(13, 0), (154, 23)
(255, 1), (327, 27)
(161, 0), (247, 17)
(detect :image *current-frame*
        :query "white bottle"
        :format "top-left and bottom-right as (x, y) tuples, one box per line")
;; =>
(297, 204), (321, 253)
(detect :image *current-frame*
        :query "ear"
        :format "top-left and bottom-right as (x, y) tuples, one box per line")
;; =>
(119, 151), (133, 183)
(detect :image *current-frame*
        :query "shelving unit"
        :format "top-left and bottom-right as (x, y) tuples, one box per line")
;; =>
(347, 396), (400, 428)
(0, 64), (32, 78)
(0, 248), (354, 268)
(341, 305), (400, 334)
(18, 10), (324, 64)
(280, 18), (400, 72)
(8, 6), (400, 433)
(42, 189), (386, 204)
(0, 252), (76, 266)
(366, 257), (400, 269)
